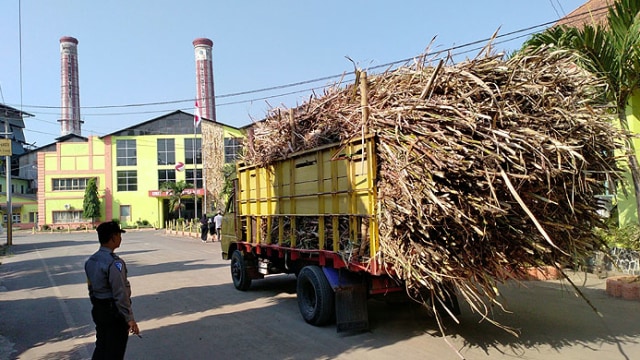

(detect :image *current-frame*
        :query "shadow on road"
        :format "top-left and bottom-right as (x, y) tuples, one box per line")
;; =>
(447, 280), (640, 359)
(1, 239), (96, 254)
(2, 232), (640, 359)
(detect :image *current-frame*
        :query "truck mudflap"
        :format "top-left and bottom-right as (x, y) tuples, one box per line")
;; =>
(322, 267), (369, 333)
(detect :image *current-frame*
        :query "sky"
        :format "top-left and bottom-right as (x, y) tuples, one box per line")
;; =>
(0, 0), (588, 148)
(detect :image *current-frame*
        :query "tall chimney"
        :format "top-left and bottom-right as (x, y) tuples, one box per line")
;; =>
(193, 38), (216, 121)
(59, 36), (83, 136)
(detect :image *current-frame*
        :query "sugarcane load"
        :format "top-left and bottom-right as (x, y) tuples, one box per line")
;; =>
(219, 46), (622, 333)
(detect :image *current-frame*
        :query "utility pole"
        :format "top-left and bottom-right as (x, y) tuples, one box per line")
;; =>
(0, 105), (32, 246)
(0, 116), (13, 246)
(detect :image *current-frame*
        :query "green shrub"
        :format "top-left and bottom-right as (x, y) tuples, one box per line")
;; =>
(594, 224), (640, 250)
(135, 219), (151, 226)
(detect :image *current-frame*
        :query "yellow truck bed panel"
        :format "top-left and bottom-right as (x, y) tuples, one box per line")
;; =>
(237, 136), (379, 258)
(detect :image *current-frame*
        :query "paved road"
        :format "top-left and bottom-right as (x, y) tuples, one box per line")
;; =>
(1, 230), (639, 360)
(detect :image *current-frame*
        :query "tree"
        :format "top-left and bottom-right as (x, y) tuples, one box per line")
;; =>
(83, 178), (101, 226)
(524, 0), (640, 223)
(161, 180), (193, 219)
(216, 163), (236, 210)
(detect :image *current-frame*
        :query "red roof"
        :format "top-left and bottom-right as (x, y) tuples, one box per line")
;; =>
(555, 0), (612, 28)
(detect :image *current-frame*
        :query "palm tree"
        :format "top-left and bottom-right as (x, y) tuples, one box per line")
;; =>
(524, 0), (640, 223)
(219, 163), (236, 207)
(161, 180), (193, 219)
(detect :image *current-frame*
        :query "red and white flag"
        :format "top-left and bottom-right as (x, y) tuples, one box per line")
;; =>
(194, 100), (202, 128)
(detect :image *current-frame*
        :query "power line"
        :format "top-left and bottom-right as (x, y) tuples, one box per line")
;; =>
(12, 4), (612, 118)
(549, 0), (562, 19)
(20, 4), (616, 146)
(555, 0), (567, 16)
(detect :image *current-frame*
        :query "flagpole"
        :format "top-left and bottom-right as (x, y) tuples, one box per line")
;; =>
(193, 100), (200, 221)
(194, 124), (198, 220)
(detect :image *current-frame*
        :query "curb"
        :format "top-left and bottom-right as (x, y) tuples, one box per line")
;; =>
(606, 275), (640, 301)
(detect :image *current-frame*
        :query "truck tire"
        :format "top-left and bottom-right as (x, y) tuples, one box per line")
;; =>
(296, 266), (335, 326)
(231, 250), (252, 291)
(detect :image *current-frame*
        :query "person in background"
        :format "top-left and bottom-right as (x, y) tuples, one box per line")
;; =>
(84, 221), (140, 359)
(199, 214), (208, 243)
(213, 210), (223, 242)
(208, 214), (216, 241)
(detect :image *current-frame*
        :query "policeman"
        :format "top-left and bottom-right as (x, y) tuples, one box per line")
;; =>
(85, 221), (140, 359)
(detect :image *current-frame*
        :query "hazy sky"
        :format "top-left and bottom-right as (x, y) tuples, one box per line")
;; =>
(0, 0), (588, 148)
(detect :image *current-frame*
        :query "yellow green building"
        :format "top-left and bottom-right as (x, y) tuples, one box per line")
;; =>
(1, 103), (37, 230)
(36, 111), (244, 229)
(614, 92), (640, 226)
(0, 178), (37, 230)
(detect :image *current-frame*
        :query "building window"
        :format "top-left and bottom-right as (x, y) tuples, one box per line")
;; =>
(158, 169), (176, 189)
(3, 214), (21, 224)
(120, 205), (131, 224)
(117, 170), (138, 191)
(185, 169), (203, 189)
(52, 178), (93, 191)
(52, 211), (83, 223)
(224, 137), (243, 163)
(29, 212), (38, 223)
(117, 139), (137, 166)
(184, 138), (202, 165)
(157, 139), (176, 165)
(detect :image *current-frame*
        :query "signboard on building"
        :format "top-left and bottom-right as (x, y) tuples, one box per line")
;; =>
(0, 139), (12, 156)
(148, 188), (205, 197)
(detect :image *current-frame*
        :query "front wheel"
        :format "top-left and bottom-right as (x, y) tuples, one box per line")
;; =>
(231, 250), (252, 291)
(296, 266), (335, 326)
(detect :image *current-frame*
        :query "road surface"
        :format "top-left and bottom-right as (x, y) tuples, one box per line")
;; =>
(1, 230), (639, 360)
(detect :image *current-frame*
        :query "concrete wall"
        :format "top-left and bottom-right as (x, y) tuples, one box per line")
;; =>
(590, 248), (640, 275)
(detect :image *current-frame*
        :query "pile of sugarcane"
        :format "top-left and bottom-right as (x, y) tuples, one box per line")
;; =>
(244, 47), (622, 333)
(262, 216), (352, 249)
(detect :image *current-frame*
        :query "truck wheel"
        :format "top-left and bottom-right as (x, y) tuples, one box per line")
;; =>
(231, 250), (252, 291)
(296, 266), (335, 326)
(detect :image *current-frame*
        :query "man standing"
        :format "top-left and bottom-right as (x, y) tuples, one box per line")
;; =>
(85, 221), (140, 359)
(213, 210), (223, 242)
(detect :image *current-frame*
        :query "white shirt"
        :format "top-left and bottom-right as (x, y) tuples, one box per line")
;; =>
(213, 214), (223, 228)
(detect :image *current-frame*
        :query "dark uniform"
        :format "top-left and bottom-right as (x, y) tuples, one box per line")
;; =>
(200, 215), (209, 241)
(85, 246), (135, 359)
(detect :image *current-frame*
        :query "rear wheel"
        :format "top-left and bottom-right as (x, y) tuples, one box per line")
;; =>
(296, 266), (335, 326)
(231, 250), (252, 291)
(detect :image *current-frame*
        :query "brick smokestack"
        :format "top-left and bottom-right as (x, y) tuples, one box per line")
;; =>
(59, 36), (83, 136)
(193, 38), (216, 121)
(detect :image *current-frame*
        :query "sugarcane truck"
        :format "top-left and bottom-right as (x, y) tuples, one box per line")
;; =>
(219, 135), (459, 331)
